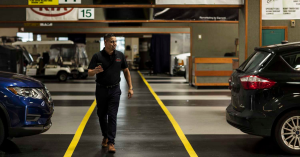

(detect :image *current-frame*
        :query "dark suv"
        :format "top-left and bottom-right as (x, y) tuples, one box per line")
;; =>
(0, 71), (53, 145)
(227, 42), (300, 154)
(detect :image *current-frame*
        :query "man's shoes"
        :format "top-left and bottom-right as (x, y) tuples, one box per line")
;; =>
(108, 143), (116, 153)
(102, 138), (108, 148)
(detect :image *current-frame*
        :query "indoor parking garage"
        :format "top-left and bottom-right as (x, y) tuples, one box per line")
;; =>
(2, 0), (300, 157)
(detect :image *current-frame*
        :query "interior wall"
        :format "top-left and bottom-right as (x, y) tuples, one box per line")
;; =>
(263, 20), (300, 42)
(86, 38), (100, 61)
(192, 23), (238, 57)
(0, 28), (18, 37)
(125, 38), (132, 61)
(41, 35), (55, 41)
(248, 0), (260, 58)
(131, 38), (139, 61)
(171, 34), (190, 55)
(143, 23), (238, 58)
(238, 6), (246, 64)
(171, 34), (184, 55)
(139, 37), (151, 70)
(238, 0), (260, 64)
(183, 34), (190, 54)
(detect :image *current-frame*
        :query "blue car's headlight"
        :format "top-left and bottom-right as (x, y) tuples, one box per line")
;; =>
(8, 87), (44, 99)
(44, 86), (53, 102)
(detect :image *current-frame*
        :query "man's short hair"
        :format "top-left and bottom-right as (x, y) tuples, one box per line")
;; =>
(104, 33), (115, 41)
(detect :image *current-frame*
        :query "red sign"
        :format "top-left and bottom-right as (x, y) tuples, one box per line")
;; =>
(26, 8), (78, 21)
(30, 8), (74, 17)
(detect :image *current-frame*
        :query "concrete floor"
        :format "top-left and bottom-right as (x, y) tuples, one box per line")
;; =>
(0, 71), (296, 157)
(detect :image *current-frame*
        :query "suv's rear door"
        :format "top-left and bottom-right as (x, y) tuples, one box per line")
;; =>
(230, 51), (273, 112)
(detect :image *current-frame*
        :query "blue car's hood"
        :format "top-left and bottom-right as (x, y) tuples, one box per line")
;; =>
(0, 71), (44, 88)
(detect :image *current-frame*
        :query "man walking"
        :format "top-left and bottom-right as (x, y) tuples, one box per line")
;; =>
(88, 34), (133, 153)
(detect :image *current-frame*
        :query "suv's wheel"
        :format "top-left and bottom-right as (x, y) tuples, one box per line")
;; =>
(0, 118), (5, 146)
(275, 110), (300, 154)
(58, 72), (68, 82)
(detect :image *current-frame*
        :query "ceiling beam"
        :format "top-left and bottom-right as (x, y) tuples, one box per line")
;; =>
(0, 5), (243, 8)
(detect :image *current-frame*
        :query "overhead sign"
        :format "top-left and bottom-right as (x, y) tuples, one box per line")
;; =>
(40, 23), (53, 26)
(24, 23), (53, 26)
(93, 0), (154, 4)
(24, 23), (40, 27)
(78, 8), (95, 19)
(262, 0), (300, 20)
(154, 8), (239, 21)
(28, 0), (59, 5)
(59, 0), (81, 4)
(156, 0), (244, 5)
(26, 8), (78, 21)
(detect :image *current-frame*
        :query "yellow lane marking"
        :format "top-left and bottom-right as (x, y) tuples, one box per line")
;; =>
(64, 100), (97, 157)
(138, 71), (198, 157)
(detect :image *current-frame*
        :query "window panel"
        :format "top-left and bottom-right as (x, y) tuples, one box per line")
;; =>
(17, 32), (33, 42)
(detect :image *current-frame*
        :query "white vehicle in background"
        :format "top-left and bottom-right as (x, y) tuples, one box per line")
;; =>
(49, 43), (89, 79)
(12, 41), (73, 82)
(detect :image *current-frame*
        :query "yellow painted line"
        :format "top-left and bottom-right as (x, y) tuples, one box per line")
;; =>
(138, 71), (198, 157)
(64, 100), (97, 157)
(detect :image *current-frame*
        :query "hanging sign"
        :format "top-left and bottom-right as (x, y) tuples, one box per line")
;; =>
(40, 23), (53, 26)
(24, 23), (40, 27)
(28, 0), (59, 5)
(154, 8), (239, 21)
(26, 8), (78, 21)
(24, 23), (53, 26)
(59, 0), (81, 4)
(156, 0), (244, 5)
(78, 8), (95, 19)
(262, 0), (300, 20)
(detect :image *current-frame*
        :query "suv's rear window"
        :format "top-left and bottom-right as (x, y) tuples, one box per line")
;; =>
(282, 53), (300, 70)
(239, 51), (271, 72)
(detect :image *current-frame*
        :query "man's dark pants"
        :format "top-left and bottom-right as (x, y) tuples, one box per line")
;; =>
(96, 84), (121, 145)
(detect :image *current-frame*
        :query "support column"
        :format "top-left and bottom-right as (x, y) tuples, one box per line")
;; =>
(238, 0), (260, 64)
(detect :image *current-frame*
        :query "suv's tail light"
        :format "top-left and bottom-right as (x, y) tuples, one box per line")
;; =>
(228, 77), (232, 90)
(240, 75), (276, 89)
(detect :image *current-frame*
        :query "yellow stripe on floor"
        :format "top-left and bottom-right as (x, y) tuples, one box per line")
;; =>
(138, 71), (198, 157)
(64, 100), (97, 157)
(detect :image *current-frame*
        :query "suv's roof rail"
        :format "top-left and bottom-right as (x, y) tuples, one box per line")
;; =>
(254, 47), (273, 53)
(255, 41), (300, 53)
(266, 41), (300, 48)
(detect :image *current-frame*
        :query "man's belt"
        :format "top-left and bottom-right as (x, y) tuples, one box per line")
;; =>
(96, 82), (120, 88)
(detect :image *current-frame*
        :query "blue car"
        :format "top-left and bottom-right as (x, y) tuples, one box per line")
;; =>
(0, 71), (53, 145)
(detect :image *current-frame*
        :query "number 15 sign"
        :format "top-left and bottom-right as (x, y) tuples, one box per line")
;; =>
(78, 8), (95, 19)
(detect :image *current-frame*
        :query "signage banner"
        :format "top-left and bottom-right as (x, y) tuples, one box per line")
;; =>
(26, 8), (78, 21)
(262, 0), (300, 20)
(59, 0), (81, 4)
(78, 8), (95, 19)
(24, 23), (53, 26)
(40, 23), (53, 26)
(154, 8), (239, 21)
(156, 0), (244, 5)
(24, 23), (40, 27)
(28, 0), (59, 5)
(93, 0), (154, 4)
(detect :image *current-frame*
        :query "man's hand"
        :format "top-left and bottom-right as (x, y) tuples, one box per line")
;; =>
(128, 89), (133, 99)
(94, 65), (104, 74)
